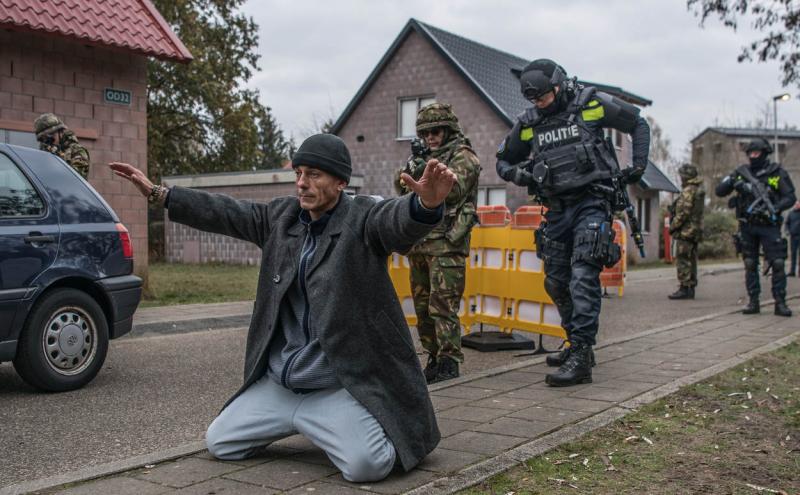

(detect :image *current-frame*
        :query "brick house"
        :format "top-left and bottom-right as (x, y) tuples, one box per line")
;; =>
(332, 19), (678, 260)
(0, 0), (192, 281)
(691, 127), (800, 208)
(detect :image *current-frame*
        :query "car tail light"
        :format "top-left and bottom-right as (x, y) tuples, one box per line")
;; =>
(116, 223), (133, 259)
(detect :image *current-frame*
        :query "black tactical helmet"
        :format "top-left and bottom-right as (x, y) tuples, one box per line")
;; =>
(519, 59), (566, 101)
(745, 137), (773, 155)
(678, 163), (698, 179)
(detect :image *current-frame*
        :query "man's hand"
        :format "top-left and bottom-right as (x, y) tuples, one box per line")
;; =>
(400, 159), (456, 209)
(109, 162), (154, 197)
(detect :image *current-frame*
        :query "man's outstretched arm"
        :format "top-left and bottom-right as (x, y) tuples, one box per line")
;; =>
(110, 162), (271, 247)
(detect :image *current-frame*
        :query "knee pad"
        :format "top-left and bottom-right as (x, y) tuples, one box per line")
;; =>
(770, 258), (785, 273)
(743, 257), (757, 272)
(544, 276), (570, 306)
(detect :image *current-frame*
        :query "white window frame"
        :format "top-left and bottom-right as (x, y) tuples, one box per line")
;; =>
(476, 186), (507, 206)
(397, 95), (436, 140)
(0, 129), (38, 149)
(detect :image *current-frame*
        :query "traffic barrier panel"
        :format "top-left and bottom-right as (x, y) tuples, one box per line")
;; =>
(600, 219), (627, 296)
(388, 206), (627, 344)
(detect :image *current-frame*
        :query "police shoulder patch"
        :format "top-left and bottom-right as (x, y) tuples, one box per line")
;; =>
(520, 127), (534, 141)
(496, 138), (507, 156)
(768, 176), (780, 189)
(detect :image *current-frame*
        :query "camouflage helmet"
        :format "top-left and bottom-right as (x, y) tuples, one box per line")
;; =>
(416, 102), (460, 134)
(34, 113), (66, 140)
(678, 163), (698, 179)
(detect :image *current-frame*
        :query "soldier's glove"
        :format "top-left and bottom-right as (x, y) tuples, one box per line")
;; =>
(621, 167), (644, 185)
(734, 181), (753, 194)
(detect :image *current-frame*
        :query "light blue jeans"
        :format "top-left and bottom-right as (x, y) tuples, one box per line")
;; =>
(206, 378), (396, 482)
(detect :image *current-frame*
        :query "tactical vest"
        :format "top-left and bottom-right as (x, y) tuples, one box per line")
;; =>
(521, 88), (618, 197)
(733, 162), (783, 222)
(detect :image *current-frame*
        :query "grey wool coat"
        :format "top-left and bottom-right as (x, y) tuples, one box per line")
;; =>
(167, 186), (441, 471)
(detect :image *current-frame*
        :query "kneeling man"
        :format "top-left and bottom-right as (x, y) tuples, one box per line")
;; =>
(110, 134), (454, 482)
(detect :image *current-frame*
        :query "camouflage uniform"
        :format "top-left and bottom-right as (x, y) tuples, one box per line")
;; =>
(668, 164), (705, 298)
(34, 113), (90, 179)
(394, 103), (481, 370)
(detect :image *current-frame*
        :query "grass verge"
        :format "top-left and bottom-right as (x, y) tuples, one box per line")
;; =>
(140, 262), (258, 308)
(461, 341), (800, 495)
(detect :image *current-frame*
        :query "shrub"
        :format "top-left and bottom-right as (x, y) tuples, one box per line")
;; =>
(698, 208), (738, 259)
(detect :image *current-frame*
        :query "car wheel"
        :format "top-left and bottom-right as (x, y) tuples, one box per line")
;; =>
(13, 288), (109, 392)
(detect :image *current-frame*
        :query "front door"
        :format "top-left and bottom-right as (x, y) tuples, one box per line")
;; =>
(0, 150), (59, 342)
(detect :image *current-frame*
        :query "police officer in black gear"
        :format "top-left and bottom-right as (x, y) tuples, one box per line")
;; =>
(496, 59), (650, 387)
(716, 137), (796, 317)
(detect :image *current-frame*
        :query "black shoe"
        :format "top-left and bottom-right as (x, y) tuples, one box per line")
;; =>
(423, 355), (438, 383)
(668, 286), (693, 300)
(743, 298), (760, 314)
(545, 344), (593, 387)
(774, 300), (792, 317)
(546, 345), (596, 368)
(430, 357), (459, 384)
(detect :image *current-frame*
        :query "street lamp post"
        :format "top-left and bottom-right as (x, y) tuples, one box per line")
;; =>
(773, 93), (791, 163)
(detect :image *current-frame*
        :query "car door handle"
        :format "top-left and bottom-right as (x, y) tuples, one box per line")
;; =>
(24, 234), (56, 244)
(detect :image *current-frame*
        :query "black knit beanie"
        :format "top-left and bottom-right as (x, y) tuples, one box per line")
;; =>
(292, 134), (352, 183)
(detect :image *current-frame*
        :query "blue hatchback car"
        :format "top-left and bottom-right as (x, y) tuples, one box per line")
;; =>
(0, 144), (142, 391)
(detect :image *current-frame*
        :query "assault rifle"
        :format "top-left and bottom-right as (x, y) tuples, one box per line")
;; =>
(735, 165), (778, 223)
(594, 137), (646, 257)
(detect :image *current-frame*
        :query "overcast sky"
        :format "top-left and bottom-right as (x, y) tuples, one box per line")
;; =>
(241, 0), (800, 161)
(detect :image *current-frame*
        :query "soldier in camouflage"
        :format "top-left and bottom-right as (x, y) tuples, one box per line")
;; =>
(394, 103), (481, 383)
(34, 113), (90, 179)
(668, 163), (705, 300)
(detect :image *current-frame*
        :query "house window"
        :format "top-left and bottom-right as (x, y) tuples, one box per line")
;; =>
(0, 129), (37, 149)
(398, 96), (436, 139)
(477, 186), (506, 206)
(636, 196), (651, 233)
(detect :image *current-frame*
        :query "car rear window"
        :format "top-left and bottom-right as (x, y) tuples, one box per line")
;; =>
(12, 147), (113, 224)
(0, 152), (45, 218)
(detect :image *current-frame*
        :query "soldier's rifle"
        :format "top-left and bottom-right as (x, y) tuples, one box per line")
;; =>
(735, 165), (778, 222)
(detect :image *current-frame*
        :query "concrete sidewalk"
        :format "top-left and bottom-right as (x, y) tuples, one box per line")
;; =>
(14, 291), (797, 495)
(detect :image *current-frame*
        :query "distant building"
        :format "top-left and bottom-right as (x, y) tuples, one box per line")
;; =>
(332, 18), (677, 260)
(691, 127), (800, 208)
(0, 0), (192, 279)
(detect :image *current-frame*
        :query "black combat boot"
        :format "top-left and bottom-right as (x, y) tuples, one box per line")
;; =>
(668, 286), (693, 300)
(430, 357), (459, 383)
(774, 299), (792, 317)
(742, 298), (760, 314)
(546, 345), (596, 368)
(423, 355), (438, 384)
(545, 343), (593, 387)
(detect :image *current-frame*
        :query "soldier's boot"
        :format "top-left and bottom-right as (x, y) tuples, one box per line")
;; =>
(774, 299), (792, 317)
(546, 345), (596, 368)
(545, 344), (593, 387)
(668, 286), (693, 300)
(423, 355), (438, 383)
(430, 357), (459, 384)
(742, 298), (760, 314)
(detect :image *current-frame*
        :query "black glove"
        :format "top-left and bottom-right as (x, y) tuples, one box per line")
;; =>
(498, 161), (534, 186)
(734, 180), (753, 194)
(621, 167), (644, 184)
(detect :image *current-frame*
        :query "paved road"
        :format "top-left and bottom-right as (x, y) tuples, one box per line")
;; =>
(0, 263), (785, 488)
